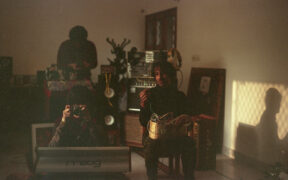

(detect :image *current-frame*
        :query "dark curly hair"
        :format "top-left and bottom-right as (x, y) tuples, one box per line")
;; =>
(152, 61), (177, 88)
(66, 85), (93, 107)
(69, 25), (88, 40)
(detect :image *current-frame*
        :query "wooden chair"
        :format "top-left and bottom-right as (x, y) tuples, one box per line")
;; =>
(153, 117), (198, 178)
(158, 154), (181, 177)
(124, 113), (195, 178)
(133, 147), (181, 177)
(142, 126), (183, 178)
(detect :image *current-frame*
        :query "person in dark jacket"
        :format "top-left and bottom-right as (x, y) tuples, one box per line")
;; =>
(139, 61), (196, 180)
(49, 86), (108, 147)
(57, 25), (97, 80)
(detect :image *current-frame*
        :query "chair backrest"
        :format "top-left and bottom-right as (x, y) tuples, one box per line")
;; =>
(31, 123), (55, 165)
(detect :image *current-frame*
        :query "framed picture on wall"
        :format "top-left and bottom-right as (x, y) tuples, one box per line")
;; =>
(187, 67), (226, 152)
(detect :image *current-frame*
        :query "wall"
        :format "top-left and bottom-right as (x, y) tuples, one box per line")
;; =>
(0, 0), (145, 82)
(1, 0), (288, 165)
(144, 0), (288, 165)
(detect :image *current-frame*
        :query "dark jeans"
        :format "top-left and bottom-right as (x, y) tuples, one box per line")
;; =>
(144, 136), (196, 180)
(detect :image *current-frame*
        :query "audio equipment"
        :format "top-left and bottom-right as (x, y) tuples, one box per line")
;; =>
(145, 50), (167, 63)
(129, 58), (152, 78)
(128, 49), (145, 66)
(35, 147), (130, 174)
(127, 77), (156, 112)
(128, 50), (167, 78)
(0, 56), (12, 84)
(97, 73), (121, 145)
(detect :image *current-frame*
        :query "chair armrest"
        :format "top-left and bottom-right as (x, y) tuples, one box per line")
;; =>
(141, 126), (147, 136)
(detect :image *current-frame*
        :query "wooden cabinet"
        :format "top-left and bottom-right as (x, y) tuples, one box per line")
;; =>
(191, 114), (216, 170)
(124, 112), (143, 148)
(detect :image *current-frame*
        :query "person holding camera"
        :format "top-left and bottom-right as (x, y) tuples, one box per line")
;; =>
(49, 86), (108, 147)
(139, 61), (196, 180)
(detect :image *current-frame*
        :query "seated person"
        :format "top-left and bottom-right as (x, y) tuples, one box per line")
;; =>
(57, 25), (98, 80)
(49, 86), (108, 147)
(139, 61), (196, 180)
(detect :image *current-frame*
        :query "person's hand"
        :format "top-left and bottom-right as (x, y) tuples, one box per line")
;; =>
(139, 89), (150, 108)
(61, 105), (71, 123)
(174, 114), (192, 126)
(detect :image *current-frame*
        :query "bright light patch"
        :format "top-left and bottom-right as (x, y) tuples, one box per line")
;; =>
(232, 80), (288, 139)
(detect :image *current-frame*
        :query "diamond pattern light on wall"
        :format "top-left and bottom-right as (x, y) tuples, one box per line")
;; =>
(232, 80), (288, 139)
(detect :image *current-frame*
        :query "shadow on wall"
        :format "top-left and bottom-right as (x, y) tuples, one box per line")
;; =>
(235, 88), (288, 165)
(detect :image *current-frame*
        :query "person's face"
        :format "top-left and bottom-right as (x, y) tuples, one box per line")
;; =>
(154, 67), (172, 87)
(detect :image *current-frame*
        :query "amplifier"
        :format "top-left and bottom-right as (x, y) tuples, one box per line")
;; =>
(129, 59), (153, 78)
(127, 78), (156, 112)
(128, 50), (167, 78)
(145, 50), (167, 63)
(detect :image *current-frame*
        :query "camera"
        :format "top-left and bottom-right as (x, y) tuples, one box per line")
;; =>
(71, 105), (82, 116)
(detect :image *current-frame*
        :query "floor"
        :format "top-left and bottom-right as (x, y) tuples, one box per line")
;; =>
(0, 128), (266, 180)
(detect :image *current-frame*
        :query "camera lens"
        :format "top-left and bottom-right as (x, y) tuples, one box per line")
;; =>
(72, 105), (82, 116)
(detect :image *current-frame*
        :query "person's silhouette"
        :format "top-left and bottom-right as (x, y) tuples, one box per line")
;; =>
(257, 88), (282, 164)
(57, 25), (97, 80)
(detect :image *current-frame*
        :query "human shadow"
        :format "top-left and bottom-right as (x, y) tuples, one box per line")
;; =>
(256, 88), (282, 164)
(235, 88), (284, 166)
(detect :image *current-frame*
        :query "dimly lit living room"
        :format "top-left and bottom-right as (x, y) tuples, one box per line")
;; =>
(0, 0), (288, 179)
